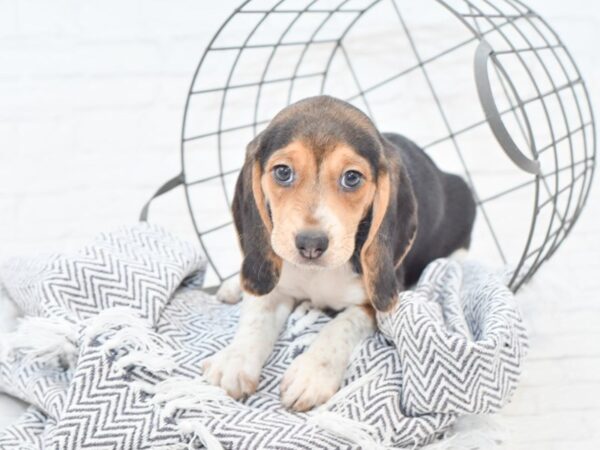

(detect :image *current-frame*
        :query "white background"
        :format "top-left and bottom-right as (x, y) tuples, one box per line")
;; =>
(1, 1), (599, 448)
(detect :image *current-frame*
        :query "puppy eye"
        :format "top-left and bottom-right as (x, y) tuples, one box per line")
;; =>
(273, 164), (294, 186)
(340, 170), (363, 190)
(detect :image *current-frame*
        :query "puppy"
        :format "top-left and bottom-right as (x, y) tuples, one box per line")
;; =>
(202, 95), (476, 411)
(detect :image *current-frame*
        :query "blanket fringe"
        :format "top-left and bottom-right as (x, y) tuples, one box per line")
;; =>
(133, 377), (230, 450)
(307, 411), (386, 450)
(135, 376), (233, 417)
(85, 307), (176, 375)
(148, 423), (224, 450)
(1, 316), (79, 368)
(309, 411), (505, 450)
(178, 420), (224, 450)
(86, 310), (230, 450)
(424, 415), (507, 450)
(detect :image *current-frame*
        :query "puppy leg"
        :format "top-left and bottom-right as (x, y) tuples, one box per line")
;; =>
(281, 305), (376, 411)
(202, 290), (294, 399)
(216, 276), (242, 304)
(449, 248), (469, 261)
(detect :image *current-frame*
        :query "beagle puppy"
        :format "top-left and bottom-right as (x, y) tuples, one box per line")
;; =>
(202, 95), (476, 411)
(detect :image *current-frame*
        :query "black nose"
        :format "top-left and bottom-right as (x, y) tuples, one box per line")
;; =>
(295, 230), (329, 260)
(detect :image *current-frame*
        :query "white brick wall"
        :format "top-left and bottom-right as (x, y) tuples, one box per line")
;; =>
(0, 0), (597, 254)
(1, 0), (599, 447)
(0, 0), (242, 256)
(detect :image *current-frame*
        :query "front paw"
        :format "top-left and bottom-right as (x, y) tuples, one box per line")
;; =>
(202, 345), (262, 399)
(216, 277), (242, 304)
(280, 351), (344, 412)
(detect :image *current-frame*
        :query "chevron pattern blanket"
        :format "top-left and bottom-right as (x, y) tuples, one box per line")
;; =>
(0, 224), (527, 449)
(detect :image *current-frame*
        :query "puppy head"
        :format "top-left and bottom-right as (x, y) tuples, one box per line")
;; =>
(265, 140), (376, 268)
(235, 96), (417, 310)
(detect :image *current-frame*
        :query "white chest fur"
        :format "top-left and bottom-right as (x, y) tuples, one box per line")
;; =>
(276, 261), (367, 310)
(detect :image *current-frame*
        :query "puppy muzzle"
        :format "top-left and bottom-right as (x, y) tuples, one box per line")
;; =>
(295, 230), (329, 260)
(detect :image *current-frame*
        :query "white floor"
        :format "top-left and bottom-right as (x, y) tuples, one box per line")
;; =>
(495, 180), (600, 449)
(0, 0), (599, 448)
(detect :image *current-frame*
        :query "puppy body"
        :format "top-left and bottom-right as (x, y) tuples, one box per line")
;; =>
(203, 96), (476, 411)
(383, 132), (476, 286)
(278, 261), (365, 311)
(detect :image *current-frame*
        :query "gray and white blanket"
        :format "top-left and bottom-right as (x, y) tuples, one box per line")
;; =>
(0, 224), (527, 449)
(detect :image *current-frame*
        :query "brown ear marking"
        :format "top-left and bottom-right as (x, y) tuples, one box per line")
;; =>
(251, 161), (273, 234)
(360, 162), (418, 312)
(232, 138), (282, 297)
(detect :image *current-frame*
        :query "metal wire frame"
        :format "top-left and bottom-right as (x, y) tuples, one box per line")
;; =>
(176, 0), (596, 291)
(457, 0), (596, 289)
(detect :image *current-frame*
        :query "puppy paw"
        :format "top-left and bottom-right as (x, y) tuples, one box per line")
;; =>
(449, 248), (469, 261)
(280, 351), (343, 412)
(202, 345), (262, 399)
(216, 277), (242, 304)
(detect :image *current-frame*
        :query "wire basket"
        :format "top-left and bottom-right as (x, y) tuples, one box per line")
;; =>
(169, 0), (596, 291)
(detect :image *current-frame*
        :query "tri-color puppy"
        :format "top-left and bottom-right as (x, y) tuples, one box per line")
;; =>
(202, 95), (476, 411)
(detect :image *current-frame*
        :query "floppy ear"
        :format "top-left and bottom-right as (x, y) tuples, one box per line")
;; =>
(360, 161), (417, 312)
(231, 136), (282, 296)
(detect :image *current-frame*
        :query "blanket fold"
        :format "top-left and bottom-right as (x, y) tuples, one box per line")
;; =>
(0, 224), (527, 449)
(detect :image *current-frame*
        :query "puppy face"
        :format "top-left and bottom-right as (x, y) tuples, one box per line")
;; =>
(234, 95), (417, 311)
(262, 140), (376, 268)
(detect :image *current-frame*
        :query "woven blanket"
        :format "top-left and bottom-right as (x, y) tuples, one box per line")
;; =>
(0, 224), (527, 449)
